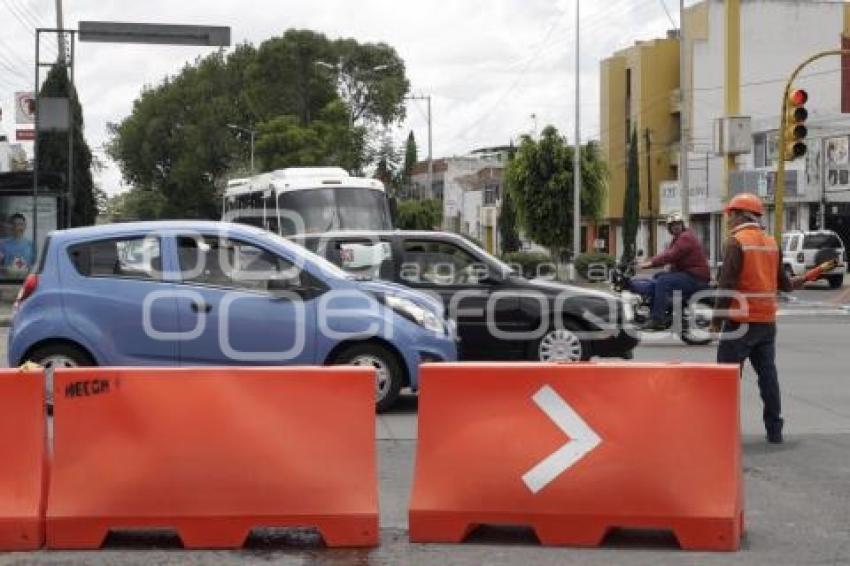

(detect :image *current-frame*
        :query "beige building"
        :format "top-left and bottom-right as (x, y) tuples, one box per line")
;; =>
(599, 32), (681, 258)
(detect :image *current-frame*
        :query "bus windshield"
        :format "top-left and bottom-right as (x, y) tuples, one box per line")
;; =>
(277, 187), (392, 235)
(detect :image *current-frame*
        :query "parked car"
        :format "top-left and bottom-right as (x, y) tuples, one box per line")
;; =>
(8, 221), (457, 411)
(781, 230), (846, 289)
(295, 230), (639, 362)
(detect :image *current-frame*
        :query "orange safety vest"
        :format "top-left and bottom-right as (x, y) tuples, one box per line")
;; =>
(731, 223), (779, 323)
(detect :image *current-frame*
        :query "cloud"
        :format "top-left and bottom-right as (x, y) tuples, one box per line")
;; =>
(0, 0), (678, 196)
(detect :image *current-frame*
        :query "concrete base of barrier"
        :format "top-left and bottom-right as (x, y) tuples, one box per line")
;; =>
(48, 515), (378, 549)
(410, 511), (744, 551)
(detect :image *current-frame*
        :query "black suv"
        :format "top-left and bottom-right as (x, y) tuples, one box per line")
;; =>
(296, 230), (639, 362)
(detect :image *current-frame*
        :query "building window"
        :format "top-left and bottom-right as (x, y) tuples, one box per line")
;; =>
(432, 180), (444, 200)
(753, 133), (766, 168)
(483, 183), (500, 206)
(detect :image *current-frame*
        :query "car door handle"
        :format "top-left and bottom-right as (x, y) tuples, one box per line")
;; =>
(190, 301), (212, 313)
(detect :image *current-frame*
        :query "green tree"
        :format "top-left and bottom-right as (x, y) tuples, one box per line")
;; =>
(622, 129), (641, 264)
(331, 37), (410, 126)
(373, 131), (400, 193)
(37, 64), (97, 226)
(254, 101), (364, 171)
(109, 30), (410, 219)
(395, 199), (441, 230)
(104, 188), (167, 221)
(498, 188), (521, 254)
(504, 125), (606, 257)
(401, 130), (417, 193)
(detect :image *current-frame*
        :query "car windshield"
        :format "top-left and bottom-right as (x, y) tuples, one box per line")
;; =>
(277, 187), (392, 235)
(803, 234), (843, 249)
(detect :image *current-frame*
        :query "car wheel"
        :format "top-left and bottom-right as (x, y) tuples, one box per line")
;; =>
(827, 274), (844, 289)
(534, 322), (589, 362)
(27, 344), (95, 409)
(331, 343), (404, 413)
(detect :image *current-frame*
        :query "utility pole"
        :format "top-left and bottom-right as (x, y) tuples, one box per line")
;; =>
(55, 0), (66, 63)
(226, 124), (257, 174)
(679, 0), (690, 228)
(427, 95), (433, 201)
(572, 0), (581, 274)
(645, 128), (655, 255)
(723, 0), (741, 241)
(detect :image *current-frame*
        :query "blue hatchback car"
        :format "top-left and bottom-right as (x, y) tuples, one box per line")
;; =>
(8, 221), (457, 411)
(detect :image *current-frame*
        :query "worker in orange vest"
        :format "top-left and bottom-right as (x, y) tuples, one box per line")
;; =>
(711, 193), (804, 444)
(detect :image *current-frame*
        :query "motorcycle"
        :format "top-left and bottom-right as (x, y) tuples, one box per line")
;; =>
(610, 262), (715, 346)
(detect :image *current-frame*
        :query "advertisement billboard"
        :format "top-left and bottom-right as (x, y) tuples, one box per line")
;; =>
(0, 195), (57, 280)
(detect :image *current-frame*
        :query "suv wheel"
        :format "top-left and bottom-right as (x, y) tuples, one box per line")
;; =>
(330, 343), (404, 412)
(827, 274), (844, 289)
(27, 344), (95, 408)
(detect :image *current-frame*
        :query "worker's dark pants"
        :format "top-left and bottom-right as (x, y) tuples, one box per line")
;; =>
(717, 321), (783, 435)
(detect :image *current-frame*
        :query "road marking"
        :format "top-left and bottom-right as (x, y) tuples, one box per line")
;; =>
(777, 308), (850, 317)
(522, 385), (602, 495)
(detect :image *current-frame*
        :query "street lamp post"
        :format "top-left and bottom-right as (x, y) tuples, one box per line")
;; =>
(573, 0), (581, 278)
(227, 124), (256, 174)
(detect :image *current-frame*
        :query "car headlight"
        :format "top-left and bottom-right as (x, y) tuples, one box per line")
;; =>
(385, 295), (445, 333)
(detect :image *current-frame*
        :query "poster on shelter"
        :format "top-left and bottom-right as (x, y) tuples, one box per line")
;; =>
(0, 196), (57, 280)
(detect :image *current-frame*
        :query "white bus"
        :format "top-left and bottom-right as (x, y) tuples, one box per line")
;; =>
(222, 167), (393, 236)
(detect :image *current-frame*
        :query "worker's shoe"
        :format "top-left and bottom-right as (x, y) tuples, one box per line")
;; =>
(766, 428), (784, 444)
(642, 319), (668, 332)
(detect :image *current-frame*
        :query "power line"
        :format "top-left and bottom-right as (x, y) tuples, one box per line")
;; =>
(453, 0), (657, 145)
(657, 0), (677, 27)
(2, 0), (38, 35)
(17, 0), (47, 28)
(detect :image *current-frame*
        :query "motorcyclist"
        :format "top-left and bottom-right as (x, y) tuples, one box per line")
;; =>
(636, 212), (711, 330)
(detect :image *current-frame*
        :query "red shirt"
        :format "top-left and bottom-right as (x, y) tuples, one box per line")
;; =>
(649, 228), (711, 282)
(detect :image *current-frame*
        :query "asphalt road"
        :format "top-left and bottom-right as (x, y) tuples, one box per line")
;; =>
(1, 305), (849, 564)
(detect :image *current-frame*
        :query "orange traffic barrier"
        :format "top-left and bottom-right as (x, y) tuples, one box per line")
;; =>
(409, 363), (743, 551)
(0, 370), (47, 550)
(47, 367), (378, 549)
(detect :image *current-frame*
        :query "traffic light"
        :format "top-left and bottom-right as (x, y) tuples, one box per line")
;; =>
(784, 89), (808, 161)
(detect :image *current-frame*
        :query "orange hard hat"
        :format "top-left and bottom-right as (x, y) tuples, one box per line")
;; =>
(724, 193), (764, 216)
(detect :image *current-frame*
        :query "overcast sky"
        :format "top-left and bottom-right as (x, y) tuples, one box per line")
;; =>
(0, 0), (680, 195)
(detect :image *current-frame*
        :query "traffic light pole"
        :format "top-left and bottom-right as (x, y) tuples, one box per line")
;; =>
(775, 49), (850, 244)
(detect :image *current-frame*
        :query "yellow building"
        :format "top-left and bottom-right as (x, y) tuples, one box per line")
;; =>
(598, 33), (680, 258)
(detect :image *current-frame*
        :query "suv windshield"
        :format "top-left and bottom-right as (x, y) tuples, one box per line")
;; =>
(803, 234), (843, 249)
(278, 188), (392, 235)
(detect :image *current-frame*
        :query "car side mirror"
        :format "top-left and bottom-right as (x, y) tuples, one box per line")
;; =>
(481, 268), (505, 285)
(267, 275), (304, 297)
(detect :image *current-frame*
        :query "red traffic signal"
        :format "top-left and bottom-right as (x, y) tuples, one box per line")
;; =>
(789, 89), (808, 107)
(784, 89), (809, 161)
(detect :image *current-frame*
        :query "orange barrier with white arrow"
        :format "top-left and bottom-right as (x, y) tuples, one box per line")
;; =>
(409, 362), (743, 551)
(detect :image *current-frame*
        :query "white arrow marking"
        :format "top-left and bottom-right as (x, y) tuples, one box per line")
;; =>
(522, 385), (602, 494)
